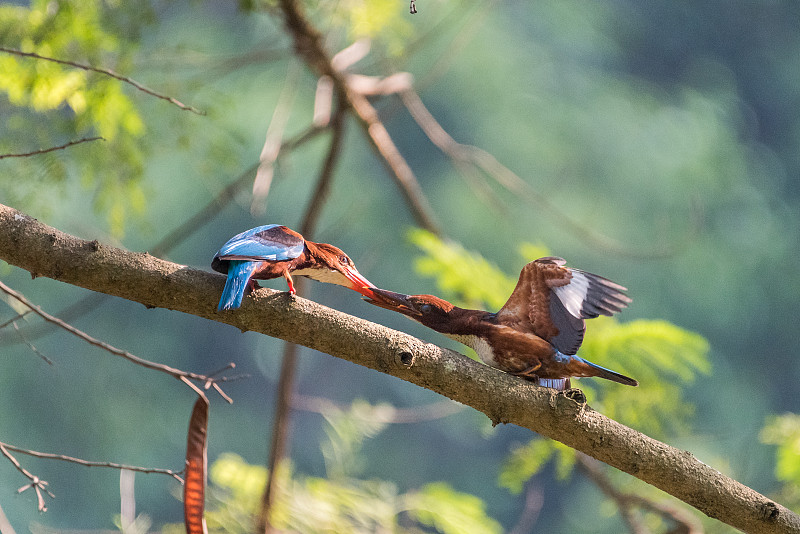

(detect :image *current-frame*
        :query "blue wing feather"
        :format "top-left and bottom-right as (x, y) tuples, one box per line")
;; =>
(218, 261), (261, 310)
(215, 224), (305, 261)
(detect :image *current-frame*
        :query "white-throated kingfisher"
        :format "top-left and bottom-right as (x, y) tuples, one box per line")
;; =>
(212, 224), (376, 310)
(366, 257), (637, 390)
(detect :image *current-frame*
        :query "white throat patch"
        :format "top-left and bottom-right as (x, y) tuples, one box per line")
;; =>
(293, 267), (350, 287)
(445, 334), (497, 367)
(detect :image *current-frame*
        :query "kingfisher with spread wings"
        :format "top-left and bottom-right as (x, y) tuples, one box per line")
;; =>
(212, 224), (377, 310)
(366, 257), (636, 390)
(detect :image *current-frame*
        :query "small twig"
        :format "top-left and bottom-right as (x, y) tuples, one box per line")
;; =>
(1, 441), (183, 484)
(0, 442), (56, 512)
(0, 137), (104, 160)
(252, 61), (302, 215)
(577, 453), (703, 534)
(507, 482), (544, 534)
(0, 280), (235, 400)
(0, 47), (204, 115)
(0, 310), (31, 330)
(11, 321), (53, 365)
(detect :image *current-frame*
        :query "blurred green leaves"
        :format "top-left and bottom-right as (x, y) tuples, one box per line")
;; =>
(761, 414), (800, 494)
(169, 398), (501, 534)
(0, 1), (149, 236)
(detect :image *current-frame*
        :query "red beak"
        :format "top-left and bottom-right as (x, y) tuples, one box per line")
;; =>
(342, 267), (379, 299)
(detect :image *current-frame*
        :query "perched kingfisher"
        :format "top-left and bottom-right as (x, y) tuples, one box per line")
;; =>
(212, 224), (376, 310)
(366, 257), (637, 390)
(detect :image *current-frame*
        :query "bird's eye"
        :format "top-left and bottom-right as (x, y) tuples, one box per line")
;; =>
(419, 304), (432, 314)
(339, 255), (350, 265)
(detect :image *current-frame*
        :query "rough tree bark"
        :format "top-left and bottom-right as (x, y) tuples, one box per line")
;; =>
(0, 202), (797, 534)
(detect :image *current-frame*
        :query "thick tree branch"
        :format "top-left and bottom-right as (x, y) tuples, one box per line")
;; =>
(0, 202), (797, 534)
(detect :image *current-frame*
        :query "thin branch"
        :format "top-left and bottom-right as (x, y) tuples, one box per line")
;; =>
(507, 482), (544, 534)
(400, 88), (681, 259)
(0, 279), (235, 401)
(577, 453), (704, 534)
(0, 136), (103, 160)
(1, 441), (183, 483)
(0, 310), (31, 330)
(0, 442), (55, 512)
(0, 203), (798, 534)
(252, 61), (302, 216)
(11, 320), (53, 365)
(0, 47), (204, 115)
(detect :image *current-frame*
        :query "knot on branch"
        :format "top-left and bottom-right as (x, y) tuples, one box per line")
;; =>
(393, 342), (416, 369)
(760, 501), (780, 522)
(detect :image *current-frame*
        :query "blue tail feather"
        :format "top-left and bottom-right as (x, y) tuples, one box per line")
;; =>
(578, 356), (638, 386)
(218, 261), (260, 310)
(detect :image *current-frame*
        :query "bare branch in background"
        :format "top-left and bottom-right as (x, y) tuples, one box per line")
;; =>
(0, 136), (104, 160)
(399, 88), (682, 259)
(10, 320), (53, 365)
(577, 453), (704, 534)
(0, 280), (236, 401)
(0, 442), (56, 512)
(0, 441), (184, 483)
(507, 483), (545, 534)
(0, 47), (205, 115)
(252, 62), (302, 216)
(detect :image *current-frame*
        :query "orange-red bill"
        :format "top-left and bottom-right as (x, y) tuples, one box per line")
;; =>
(343, 268), (379, 298)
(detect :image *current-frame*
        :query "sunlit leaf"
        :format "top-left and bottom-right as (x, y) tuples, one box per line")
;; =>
(407, 482), (503, 534)
(761, 414), (800, 485)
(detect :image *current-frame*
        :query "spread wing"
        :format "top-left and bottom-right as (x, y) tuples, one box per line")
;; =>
(496, 257), (631, 355)
(212, 225), (305, 272)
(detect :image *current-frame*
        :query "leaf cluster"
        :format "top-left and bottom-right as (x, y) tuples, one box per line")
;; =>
(0, 1), (150, 235)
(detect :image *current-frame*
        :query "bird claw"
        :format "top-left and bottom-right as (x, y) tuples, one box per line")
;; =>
(561, 388), (586, 404)
(512, 362), (542, 378)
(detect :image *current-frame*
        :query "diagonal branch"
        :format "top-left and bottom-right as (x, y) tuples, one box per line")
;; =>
(0, 47), (204, 115)
(0, 202), (797, 534)
(0, 279), (235, 401)
(0, 441), (183, 483)
(0, 136), (104, 160)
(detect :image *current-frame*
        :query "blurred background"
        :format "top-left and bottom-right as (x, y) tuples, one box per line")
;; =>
(2, 0), (800, 532)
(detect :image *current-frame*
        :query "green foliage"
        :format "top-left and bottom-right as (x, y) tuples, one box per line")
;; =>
(311, 0), (413, 57)
(407, 228), (517, 310)
(761, 414), (800, 487)
(408, 230), (712, 487)
(165, 400), (500, 533)
(0, 0), (149, 236)
(319, 398), (391, 479)
(407, 482), (503, 534)
(499, 439), (575, 494)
